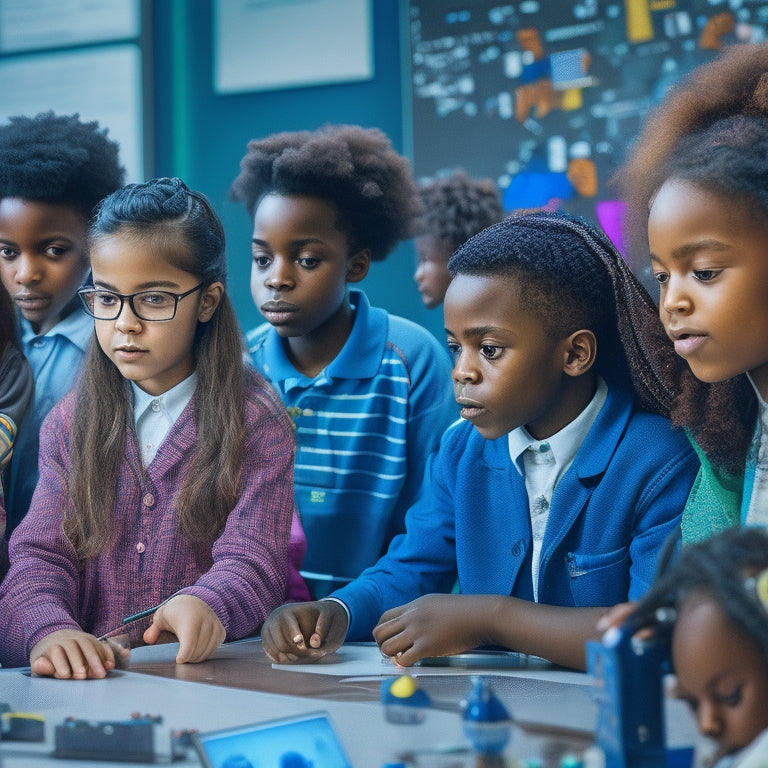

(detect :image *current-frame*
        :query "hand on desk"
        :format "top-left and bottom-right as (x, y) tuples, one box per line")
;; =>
(143, 594), (225, 664)
(373, 594), (494, 667)
(30, 628), (118, 679)
(261, 600), (349, 663)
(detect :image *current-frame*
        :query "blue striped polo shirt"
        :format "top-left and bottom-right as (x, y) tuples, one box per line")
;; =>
(247, 290), (456, 596)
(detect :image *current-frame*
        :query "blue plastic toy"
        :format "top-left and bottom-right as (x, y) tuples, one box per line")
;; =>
(461, 676), (513, 756)
(380, 675), (431, 724)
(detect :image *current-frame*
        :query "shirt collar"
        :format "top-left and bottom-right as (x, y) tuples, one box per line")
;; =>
(132, 372), (197, 427)
(20, 305), (93, 352)
(262, 289), (386, 390)
(508, 376), (608, 476)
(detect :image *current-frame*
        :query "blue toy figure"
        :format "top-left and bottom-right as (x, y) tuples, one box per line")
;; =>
(462, 676), (513, 765)
(380, 675), (431, 725)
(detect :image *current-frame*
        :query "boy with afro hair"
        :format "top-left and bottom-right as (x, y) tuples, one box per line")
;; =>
(230, 124), (456, 599)
(414, 169), (503, 309)
(0, 112), (125, 542)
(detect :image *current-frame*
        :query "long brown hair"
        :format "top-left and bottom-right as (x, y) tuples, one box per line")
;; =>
(66, 178), (247, 558)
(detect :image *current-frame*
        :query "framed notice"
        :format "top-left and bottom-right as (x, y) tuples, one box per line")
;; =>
(214, 0), (373, 94)
(0, 0), (140, 53)
(0, 45), (144, 181)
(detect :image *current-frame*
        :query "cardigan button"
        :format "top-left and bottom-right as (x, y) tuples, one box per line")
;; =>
(143, 493), (155, 507)
(136, 542), (146, 553)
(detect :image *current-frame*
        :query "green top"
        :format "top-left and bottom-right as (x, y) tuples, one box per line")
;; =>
(681, 434), (742, 543)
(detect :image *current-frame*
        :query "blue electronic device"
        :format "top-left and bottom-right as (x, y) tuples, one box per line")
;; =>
(586, 626), (670, 768)
(191, 711), (353, 768)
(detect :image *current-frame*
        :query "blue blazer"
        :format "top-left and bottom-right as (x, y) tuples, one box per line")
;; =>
(334, 385), (699, 640)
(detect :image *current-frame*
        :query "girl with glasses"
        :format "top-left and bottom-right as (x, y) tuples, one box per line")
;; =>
(0, 177), (308, 677)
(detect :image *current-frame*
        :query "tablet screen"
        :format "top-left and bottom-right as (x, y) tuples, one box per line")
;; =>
(192, 711), (353, 768)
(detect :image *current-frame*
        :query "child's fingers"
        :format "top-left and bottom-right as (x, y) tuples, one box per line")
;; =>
(176, 622), (224, 664)
(30, 654), (57, 678)
(280, 611), (309, 650)
(311, 603), (347, 651)
(41, 642), (95, 679)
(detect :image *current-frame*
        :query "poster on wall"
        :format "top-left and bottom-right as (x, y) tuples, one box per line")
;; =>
(214, 0), (373, 94)
(0, 45), (144, 182)
(407, 1), (768, 261)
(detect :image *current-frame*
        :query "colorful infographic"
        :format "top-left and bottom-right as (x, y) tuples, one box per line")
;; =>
(408, 0), (768, 252)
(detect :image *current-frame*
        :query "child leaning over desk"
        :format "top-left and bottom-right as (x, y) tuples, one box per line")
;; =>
(617, 43), (768, 542)
(625, 526), (768, 768)
(261, 211), (699, 671)
(229, 124), (456, 599)
(0, 178), (305, 677)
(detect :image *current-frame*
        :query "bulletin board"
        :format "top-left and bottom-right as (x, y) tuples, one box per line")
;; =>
(406, 1), (768, 253)
(0, 0), (147, 182)
(214, 0), (373, 94)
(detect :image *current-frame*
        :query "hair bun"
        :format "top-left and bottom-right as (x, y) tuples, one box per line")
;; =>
(149, 177), (190, 215)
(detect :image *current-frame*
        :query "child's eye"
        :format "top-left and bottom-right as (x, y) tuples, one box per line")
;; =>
(94, 292), (119, 307)
(138, 292), (174, 308)
(715, 685), (743, 708)
(653, 272), (669, 285)
(252, 254), (271, 268)
(0, 246), (17, 259)
(45, 245), (67, 259)
(446, 341), (460, 359)
(297, 255), (320, 269)
(693, 269), (720, 282)
(481, 345), (502, 360)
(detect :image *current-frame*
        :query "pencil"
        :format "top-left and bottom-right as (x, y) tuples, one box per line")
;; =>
(121, 603), (165, 625)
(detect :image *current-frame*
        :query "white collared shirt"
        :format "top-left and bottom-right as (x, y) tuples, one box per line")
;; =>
(745, 374), (768, 527)
(132, 373), (197, 467)
(507, 377), (608, 600)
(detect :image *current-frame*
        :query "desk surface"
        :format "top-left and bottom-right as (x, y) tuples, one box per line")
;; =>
(0, 639), (701, 768)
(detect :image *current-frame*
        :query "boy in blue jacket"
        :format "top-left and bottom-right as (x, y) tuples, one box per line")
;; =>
(261, 211), (698, 670)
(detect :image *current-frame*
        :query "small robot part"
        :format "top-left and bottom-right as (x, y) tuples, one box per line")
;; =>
(380, 675), (432, 724)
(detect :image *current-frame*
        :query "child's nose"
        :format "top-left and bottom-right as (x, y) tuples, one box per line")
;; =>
(660, 277), (692, 316)
(452, 355), (479, 384)
(697, 700), (724, 740)
(264, 258), (293, 290)
(114, 300), (142, 332)
(15, 254), (42, 285)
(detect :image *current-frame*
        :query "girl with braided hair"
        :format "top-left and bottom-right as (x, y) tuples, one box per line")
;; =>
(0, 177), (308, 676)
(628, 527), (768, 767)
(260, 210), (697, 671)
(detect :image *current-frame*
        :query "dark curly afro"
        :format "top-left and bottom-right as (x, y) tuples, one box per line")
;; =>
(0, 111), (125, 216)
(229, 124), (421, 261)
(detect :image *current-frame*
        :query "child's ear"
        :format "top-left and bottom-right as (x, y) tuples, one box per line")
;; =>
(562, 329), (597, 377)
(197, 281), (224, 323)
(346, 249), (371, 283)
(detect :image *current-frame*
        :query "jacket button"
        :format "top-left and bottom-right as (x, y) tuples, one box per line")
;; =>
(511, 540), (524, 557)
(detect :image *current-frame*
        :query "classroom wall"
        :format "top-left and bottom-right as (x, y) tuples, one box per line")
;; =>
(149, 0), (445, 343)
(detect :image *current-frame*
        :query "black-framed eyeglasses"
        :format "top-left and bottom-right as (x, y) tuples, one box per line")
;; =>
(78, 283), (205, 322)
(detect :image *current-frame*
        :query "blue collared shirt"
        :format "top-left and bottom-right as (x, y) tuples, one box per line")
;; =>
(248, 289), (456, 595)
(4, 307), (92, 536)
